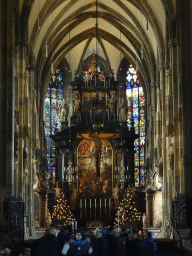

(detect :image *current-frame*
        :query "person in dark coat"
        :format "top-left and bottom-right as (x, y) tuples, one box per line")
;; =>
(57, 228), (71, 252)
(67, 229), (92, 256)
(139, 231), (157, 256)
(125, 231), (140, 256)
(112, 228), (125, 256)
(31, 226), (62, 256)
(101, 226), (116, 256)
(91, 229), (108, 256)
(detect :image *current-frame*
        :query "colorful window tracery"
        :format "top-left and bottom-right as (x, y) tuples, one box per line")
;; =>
(44, 69), (64, 180)
(126, 65), (145, 187)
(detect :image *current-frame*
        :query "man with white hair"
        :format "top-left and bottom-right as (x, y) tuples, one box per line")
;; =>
(91, 228), (108, 256)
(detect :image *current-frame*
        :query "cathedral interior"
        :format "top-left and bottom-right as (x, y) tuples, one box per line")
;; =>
(1, 0), (192, 247)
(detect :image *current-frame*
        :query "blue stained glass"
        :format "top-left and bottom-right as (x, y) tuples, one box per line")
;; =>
(57, 75), (62, 82)
(44, 69), (64, 179)
(126, 73), (133, 82)
(126, 65), (145, 187)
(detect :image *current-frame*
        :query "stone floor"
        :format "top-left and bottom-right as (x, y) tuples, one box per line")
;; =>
(156, 240), (191, 255)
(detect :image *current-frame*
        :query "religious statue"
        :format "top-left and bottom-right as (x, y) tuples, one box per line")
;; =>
(55, 181), (61, 197)
(142, 213), (148, 228)
(119, 98), (128, 121)
(59, 98), (69, 122)
(73, 92), (80, 113)
(113, 183), (120, 207)
(23, 143), (29, 170)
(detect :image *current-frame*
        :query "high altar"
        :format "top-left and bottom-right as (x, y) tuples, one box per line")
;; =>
(51, 55), (139, 226)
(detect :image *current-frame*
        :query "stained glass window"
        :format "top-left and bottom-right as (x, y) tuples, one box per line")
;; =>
(126, 65), (145, 187)
(44, 69), (64, 181)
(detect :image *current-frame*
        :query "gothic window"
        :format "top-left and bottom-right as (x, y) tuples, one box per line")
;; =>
(126, 65), (145, 187)
(44, 69), (64, 181)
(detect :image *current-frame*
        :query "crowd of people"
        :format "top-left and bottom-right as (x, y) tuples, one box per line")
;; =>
(29, 225), (157, 256)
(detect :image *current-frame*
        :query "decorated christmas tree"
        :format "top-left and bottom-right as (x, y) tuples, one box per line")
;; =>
(114, 185), (142, 229)
(51, 192), (75, 227)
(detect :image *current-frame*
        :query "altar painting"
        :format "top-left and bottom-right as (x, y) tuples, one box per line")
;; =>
(77, 139), (112, 198)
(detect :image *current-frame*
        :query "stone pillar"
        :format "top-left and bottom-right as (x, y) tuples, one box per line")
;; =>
(5, 0), (15, 197)
(159, 63), (167, 225)
(18, 45), (27, 199)
(145, 188), (155, 227)
(39, 190), (48, 228)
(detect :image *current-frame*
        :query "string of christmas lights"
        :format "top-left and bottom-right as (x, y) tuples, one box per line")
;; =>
(114, 186), (142, 229)
(51, 192), (75, 227)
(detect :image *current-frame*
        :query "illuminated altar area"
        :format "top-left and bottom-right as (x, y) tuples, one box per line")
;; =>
(50, 55), (140, 226)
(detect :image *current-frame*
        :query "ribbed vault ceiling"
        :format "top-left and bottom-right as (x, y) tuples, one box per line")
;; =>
(20, 0), (175, 96)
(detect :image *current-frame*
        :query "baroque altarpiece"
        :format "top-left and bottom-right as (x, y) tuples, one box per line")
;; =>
(50, 56), (142, 226)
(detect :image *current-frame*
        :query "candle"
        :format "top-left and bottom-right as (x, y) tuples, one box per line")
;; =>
(104, 76), (105, 87)
(85, 199), (86, 209)
(100, 199), (101, 208)
(80, 199), (82, 208)
(105, 199), (106, 208)
(75, 221), (77, 230)
(106, 147), (108, 153)
(90, 199), (91, 208)
(107, 158), (109, 164)
(95, 199), (96, 209)
(109, 199), (111, 208)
